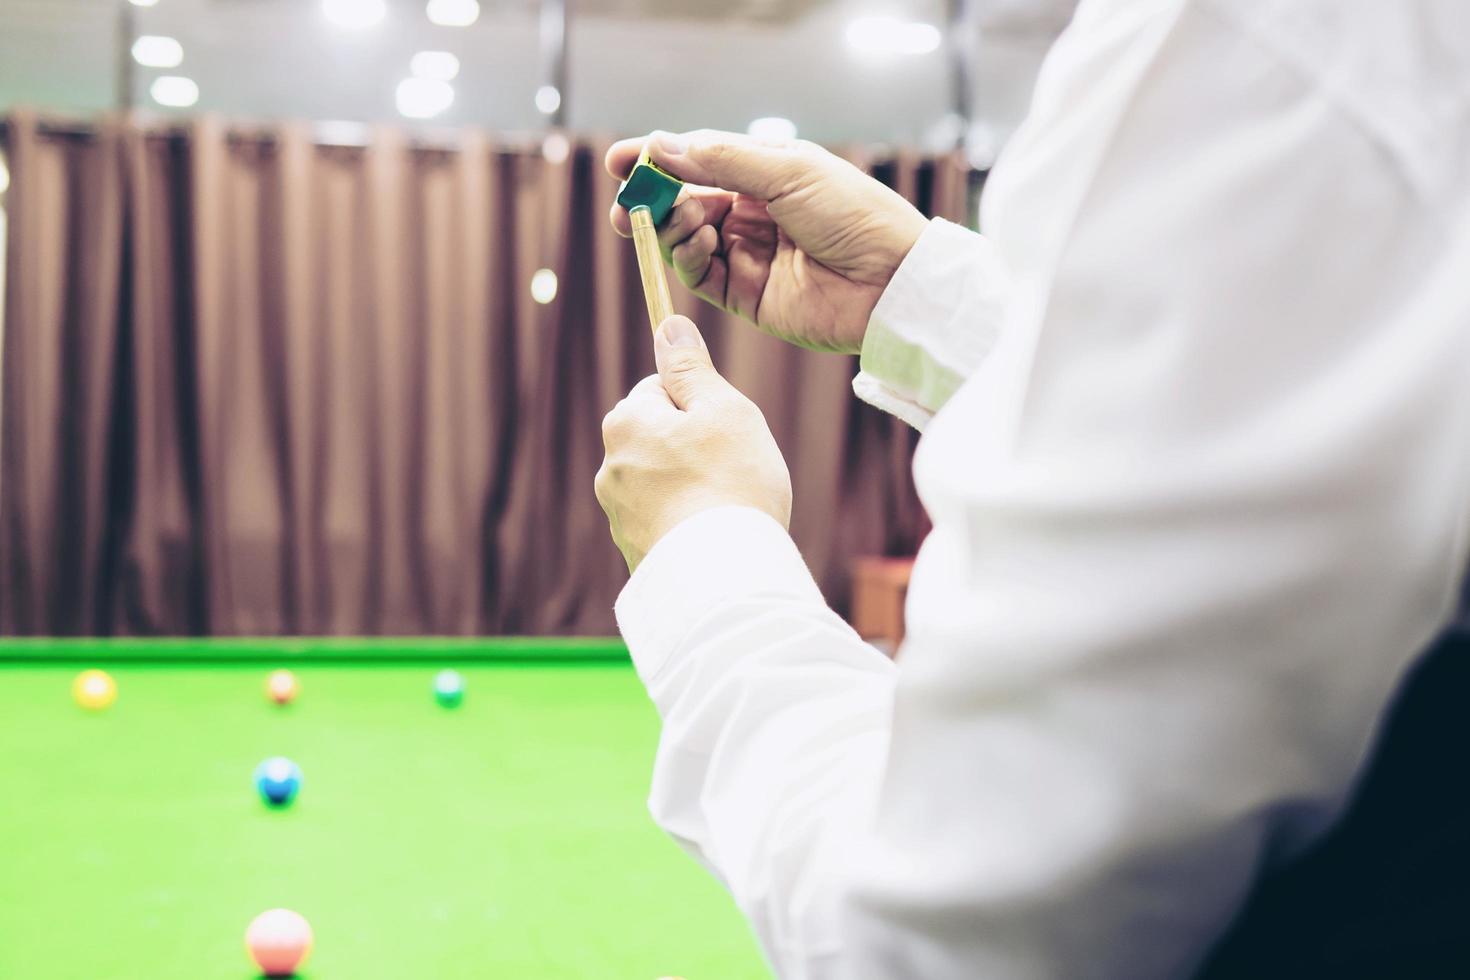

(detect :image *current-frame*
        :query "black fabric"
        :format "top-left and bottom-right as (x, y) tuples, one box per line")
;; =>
(1197, 631), (1470, 978)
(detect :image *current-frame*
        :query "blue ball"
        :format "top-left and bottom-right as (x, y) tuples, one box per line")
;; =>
(254, 756), (303, 807)
(433, 669), (465, 708)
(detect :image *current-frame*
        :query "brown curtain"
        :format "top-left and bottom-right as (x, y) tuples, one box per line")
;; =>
(0, 111), (970, 636)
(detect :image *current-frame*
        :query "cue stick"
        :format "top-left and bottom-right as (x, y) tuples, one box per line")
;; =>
(629, 204), (676, 335)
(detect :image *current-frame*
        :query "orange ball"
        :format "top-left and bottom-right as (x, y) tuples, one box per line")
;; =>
(266, 669), (299, 706)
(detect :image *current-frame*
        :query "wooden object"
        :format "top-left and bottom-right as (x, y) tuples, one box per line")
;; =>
(630, 205), (675, 335)
(617, 145), (684, 335)
(851, 557), (915, 655)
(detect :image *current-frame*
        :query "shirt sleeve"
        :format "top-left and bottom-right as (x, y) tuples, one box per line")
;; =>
(852, 218), (1011, 430)
(615, 506), (897, 975)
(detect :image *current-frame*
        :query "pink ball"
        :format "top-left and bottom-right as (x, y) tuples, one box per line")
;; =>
(245, 908), (313, 976)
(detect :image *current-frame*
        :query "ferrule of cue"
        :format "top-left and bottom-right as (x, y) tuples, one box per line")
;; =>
(629, 205), (675, 335)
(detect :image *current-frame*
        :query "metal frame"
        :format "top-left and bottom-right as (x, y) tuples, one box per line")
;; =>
(539, 0), (569, 128)
(116, 0), (136, 111)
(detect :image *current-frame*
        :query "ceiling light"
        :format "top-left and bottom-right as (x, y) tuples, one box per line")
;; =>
(323, 0), (387, 30)
(747, 116), (797, 142)
(426, 0), (480, 27)
(150, 75), (199, 108)
(534, 85), (561, 115)
(410, 50), (460, 81)
(128, 0), (159, 7)
(845, 16), (942, 56)
(396, 77), (454, 119)
(131, 35), (183, 68)
(530, 269), (558, 305)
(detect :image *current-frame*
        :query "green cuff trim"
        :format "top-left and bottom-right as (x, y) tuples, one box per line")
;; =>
(860, 316), (966, 416)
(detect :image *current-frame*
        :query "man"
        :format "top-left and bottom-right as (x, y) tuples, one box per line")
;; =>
(596, 0), (1470, 976)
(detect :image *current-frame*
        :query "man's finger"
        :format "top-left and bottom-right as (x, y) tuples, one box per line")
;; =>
(608, 185), (733, 240)
(657, 198), (706, 253)
(603, 376), (675, 446)
(626, 373), (676, 407)
(605, 137), (648, 180)
(650, 130), (812, 200)
(611, 130), (815, 201)
(654, 316), (729, 411)
(608, 201), (633, 238)
(671, 225), (719, 291)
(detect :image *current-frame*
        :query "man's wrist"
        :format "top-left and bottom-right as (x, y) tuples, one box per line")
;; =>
(855, 217), (1007, 425)
(615, 506), (823, 685)
(880, 207), (932, 291)
(843, 207), (932, 356)
(624, 486), (791, 573)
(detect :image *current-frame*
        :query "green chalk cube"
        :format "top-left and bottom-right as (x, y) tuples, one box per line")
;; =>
(615, 146), (684, 225)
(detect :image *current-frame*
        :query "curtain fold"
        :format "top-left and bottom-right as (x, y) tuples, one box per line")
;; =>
(1, 113), (970, 636)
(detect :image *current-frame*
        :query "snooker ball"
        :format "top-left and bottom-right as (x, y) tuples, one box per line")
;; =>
(433, 669), (465, 708)
(72, 669), (117, 711)
(266, 669), (299, 705)
(245, 907), (313, 977)
(254, 756), (303, 807)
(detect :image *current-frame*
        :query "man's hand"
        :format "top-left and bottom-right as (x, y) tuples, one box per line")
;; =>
(596, 315), (792, 572)
(607, 130), (929, 355)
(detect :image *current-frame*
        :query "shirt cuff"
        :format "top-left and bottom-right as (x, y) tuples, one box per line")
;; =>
(614, 506), (826, 686)
(853, 217), (1010, 429)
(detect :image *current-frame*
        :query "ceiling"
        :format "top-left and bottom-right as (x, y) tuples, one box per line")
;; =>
(0, 0), (829, 22)
(0, 0), (1064, 146)
(545, 0), (829, 22)
(202, 0), (832, 23)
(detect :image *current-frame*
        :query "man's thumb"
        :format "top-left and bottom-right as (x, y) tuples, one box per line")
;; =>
(655, 316), (722, 410)
(647, 130), (807, 201)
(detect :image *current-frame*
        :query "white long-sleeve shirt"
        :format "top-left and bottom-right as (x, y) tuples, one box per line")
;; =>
(615, 1), (1470, 977)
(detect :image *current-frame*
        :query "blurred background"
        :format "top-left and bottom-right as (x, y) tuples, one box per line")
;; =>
(0, 0), (1073, 637)
(0, 0), (1069, 145)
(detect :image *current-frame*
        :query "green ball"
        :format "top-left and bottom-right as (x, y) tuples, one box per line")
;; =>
(433, 669), (465, 708)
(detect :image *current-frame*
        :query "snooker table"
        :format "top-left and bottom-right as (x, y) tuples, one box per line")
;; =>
(0, 638), (769, 979)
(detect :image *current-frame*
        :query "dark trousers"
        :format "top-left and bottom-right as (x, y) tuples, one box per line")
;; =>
(1198, 630), (1470, 978)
